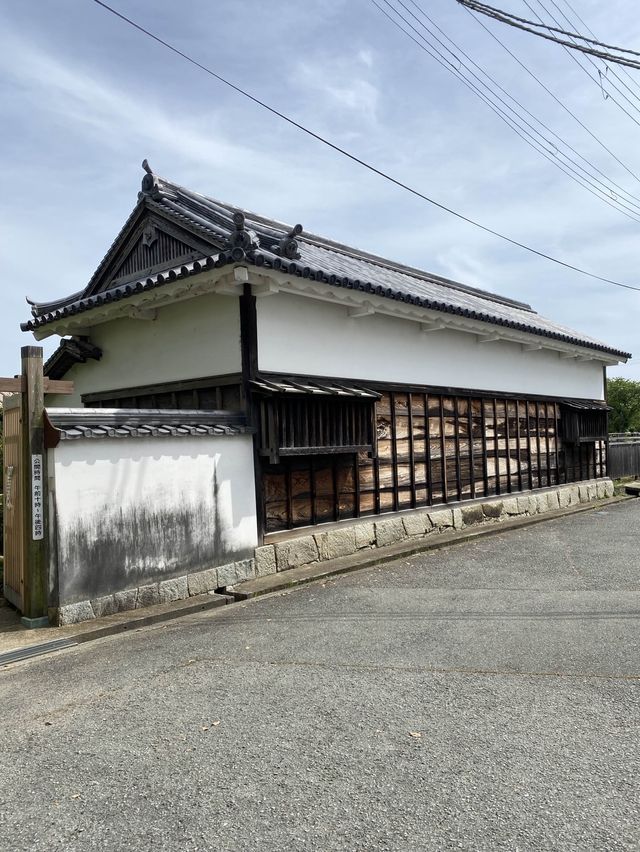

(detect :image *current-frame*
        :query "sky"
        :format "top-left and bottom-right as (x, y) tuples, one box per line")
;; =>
(1, 0), (639, 379)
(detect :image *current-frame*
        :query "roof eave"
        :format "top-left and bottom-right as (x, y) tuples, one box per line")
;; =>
(23, 252), (631, 362)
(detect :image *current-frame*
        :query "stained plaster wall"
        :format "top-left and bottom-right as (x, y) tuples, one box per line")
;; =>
(46, 291), (242, 407)
(49, 434), (257, 604)
(256, 292), (606, 400)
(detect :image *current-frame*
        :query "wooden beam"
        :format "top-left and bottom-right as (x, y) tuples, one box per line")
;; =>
(0, 377), (22, 393)
(0, 377), (74, 395)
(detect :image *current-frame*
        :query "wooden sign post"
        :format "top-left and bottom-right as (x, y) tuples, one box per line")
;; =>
(20, 346), (47, 627)
(1, 347), (74, 627)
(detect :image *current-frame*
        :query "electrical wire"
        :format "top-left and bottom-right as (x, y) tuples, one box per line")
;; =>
(526, 0), (640, 124)
(89, 0), (640, 292)
(405, 0), (640, 208)
(374, 0), (640, 221)
(457, 0), (640, 69)
(460, 1), (640, 187)
(550, 0), (640, 108)
(558, 0), (640, 104)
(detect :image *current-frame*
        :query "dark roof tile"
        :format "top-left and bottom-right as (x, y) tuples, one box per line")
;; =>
(23, 169), (631, 361)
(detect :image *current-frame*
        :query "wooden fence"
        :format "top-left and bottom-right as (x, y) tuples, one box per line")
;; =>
(608, 433), (640, 479)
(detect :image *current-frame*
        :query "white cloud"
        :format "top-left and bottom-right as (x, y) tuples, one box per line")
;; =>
(293, 58), (380, 125)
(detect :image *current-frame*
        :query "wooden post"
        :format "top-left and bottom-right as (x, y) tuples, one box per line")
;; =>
(20, 345), (48, 627)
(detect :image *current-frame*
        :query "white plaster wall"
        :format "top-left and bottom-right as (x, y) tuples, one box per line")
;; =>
(47, 291), (241, 406)
(257, 293), (605, 400)
(51, 434), (257, 602)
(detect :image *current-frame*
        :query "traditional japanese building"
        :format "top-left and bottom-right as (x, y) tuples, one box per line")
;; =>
(24, 163), (629, 550)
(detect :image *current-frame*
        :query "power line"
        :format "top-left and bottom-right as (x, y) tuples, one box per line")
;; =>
(89, 0), (640, 292)
(460, 2), (640, 187)
(457, 0), (640, 70)
(405, 0), (640, 209)
(551, 0), (640, 108)
(558, 0), (640, 105)
(525, 0), (640, 127)
(374, 0), (640, 221)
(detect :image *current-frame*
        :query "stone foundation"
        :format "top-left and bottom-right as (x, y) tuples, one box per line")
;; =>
(251, 478), (614, 584)
(51, 558), (256, 626)
(52, 478), (614, 625)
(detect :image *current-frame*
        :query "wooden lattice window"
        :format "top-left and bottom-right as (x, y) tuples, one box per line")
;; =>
(258, 395), (375, 464)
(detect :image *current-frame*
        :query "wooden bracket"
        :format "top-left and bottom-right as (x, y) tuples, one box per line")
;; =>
(420, 320), (447, 333)
(348, 304), (375, 319)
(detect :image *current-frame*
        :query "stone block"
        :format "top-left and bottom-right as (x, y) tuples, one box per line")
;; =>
(453, 508), (464, 530)
(516, 496), (532, 515)
(578, 485), (589, 503)
(566, 485), (580, 506)
(604, 479), (614, 498)
(254, 545), (277, 577)
(355, 522), (376, 550)
(402, 513), (430, 538)
(536, 493), (550, 514)
(275, 535), (319, 571)
(234, 559), (256, 583)
(587, 483), (598, 501)
(375, 518), (406, 548)
(90, 595), (117, 618)
(187, 567), (219, 597)
(113, 588), (138, 613)
(136, 583), (161, 609)
(428, 509), (454, 530)
(482, 501), (503, 520)
(596, 480), (606, 499)
(461, 504), (484, 526)
(58, 600), (95, 625)
(216, 561), (239, 587)
(315, 527), (358, 560)
(558, 488), (571, 509)
(547, 491), (560, 510)
(159, 576), (189, 604)
(502, 497), (521, 516)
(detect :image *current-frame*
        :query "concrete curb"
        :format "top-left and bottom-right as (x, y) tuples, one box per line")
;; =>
(228, 495), (634, 600)
(0, 592), (232, 666)
(1, 494), (634, 665)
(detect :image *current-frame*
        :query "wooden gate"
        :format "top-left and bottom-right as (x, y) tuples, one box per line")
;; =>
(2, 395), (24, 610)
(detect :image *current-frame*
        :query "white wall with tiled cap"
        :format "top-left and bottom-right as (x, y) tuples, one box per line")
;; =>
(49, 432), (258, 608)
(256, 291), (606, 400)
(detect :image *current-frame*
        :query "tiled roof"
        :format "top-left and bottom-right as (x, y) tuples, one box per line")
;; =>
(22, 166), (631, 360)
(45, 408), (252, 441)
(250, 375), (380, 398)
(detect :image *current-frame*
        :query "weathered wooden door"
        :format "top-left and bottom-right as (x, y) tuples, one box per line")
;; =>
(2, 395), (24, 610)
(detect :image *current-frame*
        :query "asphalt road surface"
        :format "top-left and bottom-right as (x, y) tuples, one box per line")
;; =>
(1, 500), (639, 851)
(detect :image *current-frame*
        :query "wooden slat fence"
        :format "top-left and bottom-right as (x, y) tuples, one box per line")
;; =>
(2, 396), (24, 609)
(608, 434), (640, 479)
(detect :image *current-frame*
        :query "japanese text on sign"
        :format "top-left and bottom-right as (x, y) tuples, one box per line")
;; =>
(32, 454), (44, 541)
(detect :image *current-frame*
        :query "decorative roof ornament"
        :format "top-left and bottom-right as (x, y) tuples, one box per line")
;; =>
(225, 210), (260, 261)
(273, 224), (303, 260)
(138, 159), (177, 202)
(141, 221), (158, 249)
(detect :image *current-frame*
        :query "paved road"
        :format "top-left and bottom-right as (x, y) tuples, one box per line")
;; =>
(1, 501), (639, 851)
